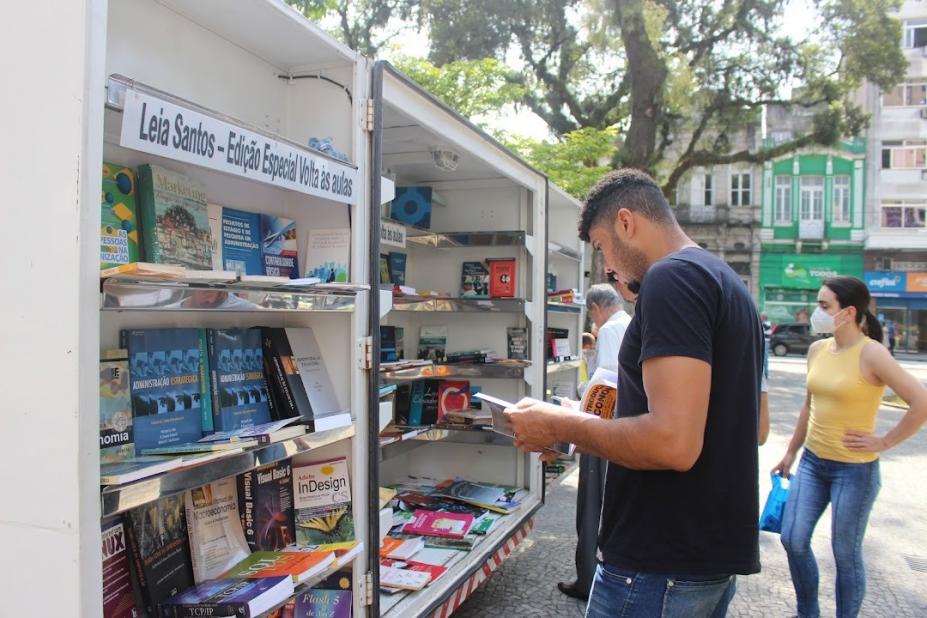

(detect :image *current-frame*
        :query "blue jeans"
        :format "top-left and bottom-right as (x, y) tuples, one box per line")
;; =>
(780, 449), (881, 618)
(584, 563), (736, 617)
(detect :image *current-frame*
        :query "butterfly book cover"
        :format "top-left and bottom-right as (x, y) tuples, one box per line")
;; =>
(293, 458), (354, 546)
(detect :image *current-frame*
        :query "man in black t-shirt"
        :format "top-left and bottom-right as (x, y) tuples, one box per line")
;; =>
(507, 169), (763, 617)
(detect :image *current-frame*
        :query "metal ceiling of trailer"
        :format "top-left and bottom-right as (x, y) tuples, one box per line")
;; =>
(381, 104), (511, 185)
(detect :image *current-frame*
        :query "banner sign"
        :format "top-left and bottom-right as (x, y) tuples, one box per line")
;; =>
(865, 271), (907, 294)
(120, 88), (358, 205)
(380, 219), (407, 248)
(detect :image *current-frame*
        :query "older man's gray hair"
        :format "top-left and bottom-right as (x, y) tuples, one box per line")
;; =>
(586, 283), (622, 309)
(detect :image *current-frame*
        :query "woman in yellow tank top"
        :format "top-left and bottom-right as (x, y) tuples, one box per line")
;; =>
(773, 276), (927, 618)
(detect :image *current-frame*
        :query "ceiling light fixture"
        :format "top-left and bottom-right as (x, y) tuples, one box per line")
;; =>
(432, 149), (460, 172)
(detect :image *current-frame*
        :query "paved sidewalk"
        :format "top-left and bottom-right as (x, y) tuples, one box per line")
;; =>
(455, 359), (927, 617)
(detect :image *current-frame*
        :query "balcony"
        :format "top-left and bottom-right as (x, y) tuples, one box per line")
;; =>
(673, 204), (759, 226)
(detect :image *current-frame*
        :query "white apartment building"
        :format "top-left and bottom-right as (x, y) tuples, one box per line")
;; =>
(860, 0), (927, 350)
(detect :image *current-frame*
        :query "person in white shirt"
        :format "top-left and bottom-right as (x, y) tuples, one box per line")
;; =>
(558, 283), (632, 601)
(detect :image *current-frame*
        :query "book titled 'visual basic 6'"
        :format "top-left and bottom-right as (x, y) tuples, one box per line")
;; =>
(237, 460), (295, 552)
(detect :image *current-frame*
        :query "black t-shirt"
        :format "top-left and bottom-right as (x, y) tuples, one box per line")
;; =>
(598, 247), (762, 575)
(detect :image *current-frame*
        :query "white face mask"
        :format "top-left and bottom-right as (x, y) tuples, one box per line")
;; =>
(811, 306), (844, 334)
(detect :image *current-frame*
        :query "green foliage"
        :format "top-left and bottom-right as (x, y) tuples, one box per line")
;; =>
(505, 128), (619, 198)
(390, 56), (526, 119)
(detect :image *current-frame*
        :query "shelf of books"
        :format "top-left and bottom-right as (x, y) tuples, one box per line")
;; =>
(370, 62), (547, 617)
(83, 2), (375, 617)
(545, 185), (588, 406)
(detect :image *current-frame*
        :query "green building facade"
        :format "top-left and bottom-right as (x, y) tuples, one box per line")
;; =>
(759, 141), (866, 322)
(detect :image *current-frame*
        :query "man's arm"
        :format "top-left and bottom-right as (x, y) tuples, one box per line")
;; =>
(509, 355), (711, 471)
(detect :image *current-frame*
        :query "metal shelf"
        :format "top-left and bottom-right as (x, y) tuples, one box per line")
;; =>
(101, 277), (363, 312)
(379, 496), (541, 618)
(546, 301), (583, 314)
(379, 426), (516, 462)
(547, 242), (582, 261)
(100, 425), (355, 517)
(546, 359), (582, 374)
(380, 362), (528, 383)
(391, 296), (525, 313)
(408, 230), (526, 248)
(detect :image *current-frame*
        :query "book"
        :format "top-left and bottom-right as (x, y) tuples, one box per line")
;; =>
(285, 328), (345, 425)
(123, 494), (194, 617)
(185, 478), (251, 583)
(380, 326), (398, 363)
(545, 327), (570, 360)
(214, 206), (263, 276)
(379, 254), (391, 285)
(402, 509), (474, 539)
(101, 350), (134, 462)
(422, 536), (477, 551)
(136, 164), (213, 270)
(198, 418), (305, 447)
(141, 442), (251, 455)
(551, 338), (572, 359)
(387, 252), (407, 286)
(546, 272), (557, 294)
(157, 576), (294, 618)
(580, 367), (618, 420)
(507, 327), (528, 360)
(379, 536), (424, 561)
(389, 186), (433, 229)
(207, 328), (274, 432)
(433, 480), (507, 508)
(488, 258), (516, 297)
(292, 541), (362, 569)
(379, 487), (398, 509)
(405, 379), (441, 426)
(101, 162), (141, 269)
(237, 460), (296, 551)
(315, 570), (353, 591)
(305, 228), (350, 283)
(290, 588), (352, 618)
(124, 328), (205, 452)
(417, 326), (447, 363)
(100, 456), (184, 485)
(102, 518), (141, 618)
(474, 393), (574, 456)
(294, 458), (354, 546)
(437, 380), (470, 422)
(261, 214), (299, 278)
(379, 566), (431, 591)
(224, 550), (335, 585)
(380, 559), (447, 587)
(101, 262), (186, 280)
(460, 261), (490, 299)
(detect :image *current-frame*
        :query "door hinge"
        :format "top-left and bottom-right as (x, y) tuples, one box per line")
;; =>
(365, 98), (375, 132)
(357, 336), (373, 370)
(363, 570), (375, 606)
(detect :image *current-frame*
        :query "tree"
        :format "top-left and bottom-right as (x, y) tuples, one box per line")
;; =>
(505, 128), (618, 198)
(286, 0), (417, 56)
(419, 0), (906, 195)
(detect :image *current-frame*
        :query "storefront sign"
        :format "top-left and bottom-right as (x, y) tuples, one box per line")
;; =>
(761, 253), (863, 290)
(380, 219), (406, 248)
(865, 271), (907, 294)
(120, 88), (358, 205)
(906, 272), (927, 293)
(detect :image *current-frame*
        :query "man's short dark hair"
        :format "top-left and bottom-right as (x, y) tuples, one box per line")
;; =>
(578, 168), (674, 242)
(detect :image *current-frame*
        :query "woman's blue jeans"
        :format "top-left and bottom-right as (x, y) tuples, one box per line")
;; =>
(780, 449), (881, 618)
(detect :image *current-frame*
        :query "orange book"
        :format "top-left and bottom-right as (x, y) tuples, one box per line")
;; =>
(379, 536), (424, 560)
(224, 550), (335, 584)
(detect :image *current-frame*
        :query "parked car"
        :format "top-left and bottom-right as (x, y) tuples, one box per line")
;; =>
(769, 322), (827, 356)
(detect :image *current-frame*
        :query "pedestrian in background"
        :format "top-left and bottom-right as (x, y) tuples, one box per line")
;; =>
(773, 276), (927, 618)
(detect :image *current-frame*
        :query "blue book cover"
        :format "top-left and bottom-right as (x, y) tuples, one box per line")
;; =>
(292, 588), (352, 618)
(260, 215), (299, 278)
(220, 207), (263, 276)
(387, 252), (406, 286)
(158, 576), (292, 616)
(409, 381), (425, 426)
(207, 328), (273, 432)
(126, 328), (204, 452)
(390, 186), (432, 229)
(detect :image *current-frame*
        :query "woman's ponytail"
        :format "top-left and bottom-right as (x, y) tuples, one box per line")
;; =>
(863, 310), (883, 344)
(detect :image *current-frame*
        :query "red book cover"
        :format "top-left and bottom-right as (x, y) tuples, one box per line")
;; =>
(437, 380), (470, 422)
(402, 509), (474, 539)
(102, 519), (140, 618)
(380, 559), (449, 585)
(488, 259), (516, 298)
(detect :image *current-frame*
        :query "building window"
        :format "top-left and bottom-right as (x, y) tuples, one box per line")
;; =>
(731, 173), (751, 206)
(903, 19), (927, 49)
(704, 173), (713, 206)
(774, 176), (791, 224)
(882, 81), (927, 107)
(832, 175), (851, 224)
(881, 140), (927, 169)
(881, 201), (927, 228)
(799, 176), (824, 221)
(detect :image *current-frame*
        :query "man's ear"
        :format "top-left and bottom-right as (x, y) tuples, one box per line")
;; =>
(613, 208), (634, 239)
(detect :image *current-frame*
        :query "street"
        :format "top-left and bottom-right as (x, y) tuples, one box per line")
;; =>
(455, 357), (927, 617)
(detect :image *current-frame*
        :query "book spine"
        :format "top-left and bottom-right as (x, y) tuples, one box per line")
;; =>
(238, 471), (257, 551)
(135, 164), (159, 263)
(262, 330), (298, 419)
(200, 329), (214, 433)
(166, 603), (246, 618)
(123, 513), (154, 618)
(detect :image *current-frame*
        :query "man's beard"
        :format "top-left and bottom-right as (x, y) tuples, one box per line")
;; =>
(609, 231), (649, 283)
